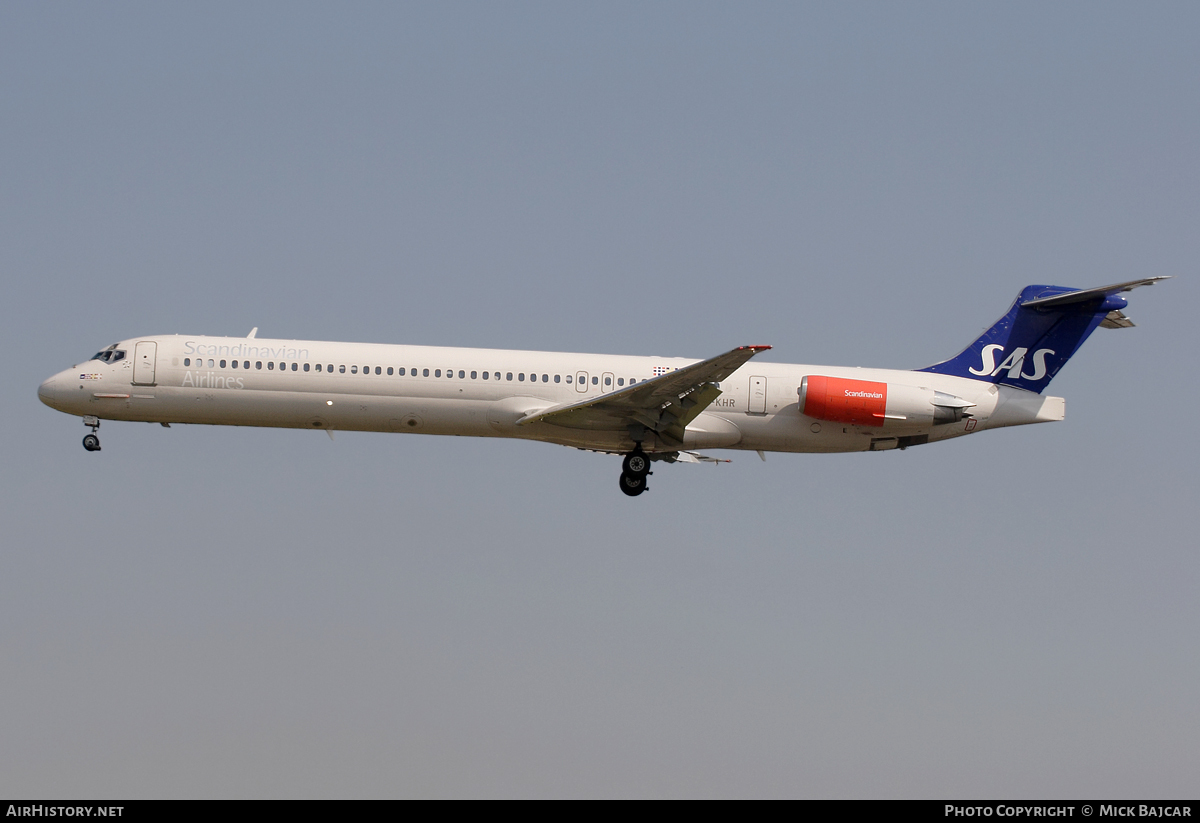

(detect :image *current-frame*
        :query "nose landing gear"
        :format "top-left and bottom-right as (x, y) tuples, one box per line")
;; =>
(82, 416), (101, 452)
(619, 446), (651, 497)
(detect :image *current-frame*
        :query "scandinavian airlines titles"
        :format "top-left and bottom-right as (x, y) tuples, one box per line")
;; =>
(181, 371), (245, 389)
(183, 340), (310, 360)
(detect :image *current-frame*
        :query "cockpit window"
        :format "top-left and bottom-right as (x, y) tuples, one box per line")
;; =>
(90, 347), (126, 364)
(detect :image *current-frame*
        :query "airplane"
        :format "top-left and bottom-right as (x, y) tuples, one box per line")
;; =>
(38, 277), (1167, 496)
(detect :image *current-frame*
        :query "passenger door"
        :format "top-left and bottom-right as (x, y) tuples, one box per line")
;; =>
(133, 341), (157, 385)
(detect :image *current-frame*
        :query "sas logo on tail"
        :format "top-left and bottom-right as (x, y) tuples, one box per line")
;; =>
(969, 345), (1055, 381)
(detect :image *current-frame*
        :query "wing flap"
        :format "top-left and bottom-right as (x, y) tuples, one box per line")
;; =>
(671, 450), (732, 464)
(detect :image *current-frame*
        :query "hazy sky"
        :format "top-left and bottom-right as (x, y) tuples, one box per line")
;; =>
(2, 2), (1197, 798)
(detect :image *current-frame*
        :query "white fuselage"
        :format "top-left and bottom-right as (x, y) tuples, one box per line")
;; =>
(38, 334), (1065, 456)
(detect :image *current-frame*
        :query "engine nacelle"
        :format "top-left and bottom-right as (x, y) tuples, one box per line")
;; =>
(799, 375), (973, 430)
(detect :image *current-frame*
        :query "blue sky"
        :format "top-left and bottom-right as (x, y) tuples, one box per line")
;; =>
(2, 2), (1197, 797)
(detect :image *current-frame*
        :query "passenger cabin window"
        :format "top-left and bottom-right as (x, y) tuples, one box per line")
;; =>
(375, 366), (381, 375)
(220, 360), (226, 368)
(303, 363), (309, 372)
(268, 362), (275, 370)
(566, 375), (572, 383)
(471, 371), (477, 379)
(256, 361), (262, 369)
(183, 358), (190, 366)
(291, 363), (298, 371)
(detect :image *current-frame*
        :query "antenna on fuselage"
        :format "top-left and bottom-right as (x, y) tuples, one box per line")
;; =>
(247, 327), (258, 338)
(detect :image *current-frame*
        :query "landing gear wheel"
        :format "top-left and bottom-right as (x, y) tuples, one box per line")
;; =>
(82, 434), (101, 452)
(623, 449), (650, 476)
(619, 471), (647, 497)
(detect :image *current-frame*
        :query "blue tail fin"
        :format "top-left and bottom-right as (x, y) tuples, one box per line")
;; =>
(918, 278), (1168, 393)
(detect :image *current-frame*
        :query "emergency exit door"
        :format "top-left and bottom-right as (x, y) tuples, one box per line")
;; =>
(748, 375), (766, 414)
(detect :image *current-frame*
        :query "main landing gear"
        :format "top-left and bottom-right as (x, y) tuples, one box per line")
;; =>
(619, 447), (651, 497)
(82, 416), (101, 452)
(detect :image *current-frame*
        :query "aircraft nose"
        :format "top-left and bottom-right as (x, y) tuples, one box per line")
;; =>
(38, 374), (59, 406)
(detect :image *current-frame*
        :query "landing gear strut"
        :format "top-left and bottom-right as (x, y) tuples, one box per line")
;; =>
(82, 416), (101, 452)
(619, 446), (651, 497)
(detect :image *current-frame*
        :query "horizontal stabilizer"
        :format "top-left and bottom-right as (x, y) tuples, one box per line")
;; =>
(1020, 276), (1169, 309)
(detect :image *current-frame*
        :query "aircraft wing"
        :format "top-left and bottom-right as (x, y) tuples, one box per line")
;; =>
(517, 345), (771, 445)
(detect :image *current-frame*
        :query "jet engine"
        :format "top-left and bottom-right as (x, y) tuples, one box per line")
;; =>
(799, 375), (973, 430)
